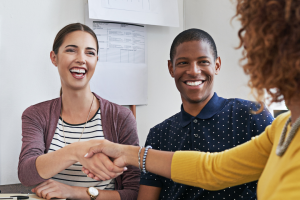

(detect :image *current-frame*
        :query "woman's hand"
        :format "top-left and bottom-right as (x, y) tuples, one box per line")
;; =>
(32, 179), (76, 200)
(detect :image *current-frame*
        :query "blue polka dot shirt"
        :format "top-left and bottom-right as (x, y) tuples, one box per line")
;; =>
(140, 93), (274, 200)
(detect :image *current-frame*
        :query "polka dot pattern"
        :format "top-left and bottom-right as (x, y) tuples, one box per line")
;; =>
(140, 93), (274, 200)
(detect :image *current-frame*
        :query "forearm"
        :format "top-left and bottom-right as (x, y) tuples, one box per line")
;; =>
(171, 137), (270, 190)
(35, 143), (78, 179)
(124, 146), (174, 179)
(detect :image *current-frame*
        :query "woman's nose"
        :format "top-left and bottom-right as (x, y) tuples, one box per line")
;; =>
(76, 52), (86, 65)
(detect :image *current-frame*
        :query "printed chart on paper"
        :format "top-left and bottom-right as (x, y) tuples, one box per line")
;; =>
(103, 0), (153, 12)
(93, 21), (145, 64)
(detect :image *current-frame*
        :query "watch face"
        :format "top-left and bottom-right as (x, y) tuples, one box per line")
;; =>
(88, 187), (99, 196)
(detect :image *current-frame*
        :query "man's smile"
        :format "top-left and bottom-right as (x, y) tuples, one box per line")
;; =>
(184, 80), (205, 86)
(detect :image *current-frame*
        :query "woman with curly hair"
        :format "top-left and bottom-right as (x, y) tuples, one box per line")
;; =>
(82, 0), (300, 199)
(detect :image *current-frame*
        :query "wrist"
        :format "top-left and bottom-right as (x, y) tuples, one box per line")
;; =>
(124, 145), (140, 167)
(67, 142), (82, 162)
(72, 186), (92, 200)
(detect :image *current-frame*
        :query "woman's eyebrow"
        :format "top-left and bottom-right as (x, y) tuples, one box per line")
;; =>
(65, 45), (78, 48)
(86, 47), (96, 51)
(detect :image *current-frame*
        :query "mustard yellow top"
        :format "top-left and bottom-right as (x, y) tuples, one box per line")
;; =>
(171, 111), (300, 200)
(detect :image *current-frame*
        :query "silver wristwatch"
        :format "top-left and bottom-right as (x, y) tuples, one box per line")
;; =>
(87, 187), (99, 200)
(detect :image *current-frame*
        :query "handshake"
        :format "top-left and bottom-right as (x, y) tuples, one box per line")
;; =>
(80, 139), (132, 181)
(79, 139), (173, 180)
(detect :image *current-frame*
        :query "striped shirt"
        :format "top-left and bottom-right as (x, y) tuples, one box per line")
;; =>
(48, 108), (115, 190)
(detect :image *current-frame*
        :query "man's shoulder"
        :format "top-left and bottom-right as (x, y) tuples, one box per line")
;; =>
(225, 97), (262, 112)
(224, 97), (273, 125)
(150, 112), (181, 132)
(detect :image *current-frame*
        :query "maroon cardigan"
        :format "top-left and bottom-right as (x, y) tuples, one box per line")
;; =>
(18, 94), (140, 200)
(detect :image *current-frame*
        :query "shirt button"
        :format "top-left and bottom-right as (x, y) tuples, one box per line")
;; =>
(194, 134), (198, 137)
(193, 119), (198, 123)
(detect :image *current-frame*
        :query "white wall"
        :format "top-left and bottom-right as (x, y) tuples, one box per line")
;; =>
(183, 0), (252, 100)
(0, 0), (183, 185)
(0, 0), (249, 185)
(136, 0), (253, 145)
(0, 0), (88, 185)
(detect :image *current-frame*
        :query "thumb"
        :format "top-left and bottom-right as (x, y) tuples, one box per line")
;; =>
(113, 157), (126, 168)
(84, 145), (103, 158)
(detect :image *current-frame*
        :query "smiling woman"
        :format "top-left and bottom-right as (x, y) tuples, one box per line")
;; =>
(18, 23), (140, 200)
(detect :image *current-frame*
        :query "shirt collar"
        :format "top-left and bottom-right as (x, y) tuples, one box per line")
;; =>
(179, 93), (227, 127)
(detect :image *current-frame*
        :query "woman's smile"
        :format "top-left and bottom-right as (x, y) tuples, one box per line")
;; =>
(70, 67), (87, 79)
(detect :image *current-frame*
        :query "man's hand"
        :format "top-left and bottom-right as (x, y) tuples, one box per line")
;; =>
(84, 139), (128, 168)
(82, 140), (129, 180)
(82, 152), (125, 180)
(75, 140), (125, 180)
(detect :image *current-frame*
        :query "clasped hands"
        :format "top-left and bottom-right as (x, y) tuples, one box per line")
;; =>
(81, 139), (129, 181)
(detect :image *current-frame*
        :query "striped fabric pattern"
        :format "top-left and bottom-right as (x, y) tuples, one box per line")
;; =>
(48, 108), (115, 190)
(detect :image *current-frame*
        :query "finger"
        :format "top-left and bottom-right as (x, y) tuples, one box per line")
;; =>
(38, 182), (56, 199)
(84, 145), (103, 158)
(41, 187), (56, 199)
(113, 157), (127, 169)
(35, 181), (52, 197)
(87, 173), (95, 179)
(93, 153), (123, 177)
(45, 191), (58, 200)
(33, 179), (50, 192)
(82, 167), (91, 175)
(104, 158), (125, 174)
(93, 171), (111, 181)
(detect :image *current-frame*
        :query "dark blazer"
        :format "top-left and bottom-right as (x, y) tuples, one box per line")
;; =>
(18, 93), (140, 200)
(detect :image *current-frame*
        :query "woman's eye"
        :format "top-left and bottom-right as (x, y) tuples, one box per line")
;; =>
(66, 49), (75, 52)
(87, 51), (95, 56)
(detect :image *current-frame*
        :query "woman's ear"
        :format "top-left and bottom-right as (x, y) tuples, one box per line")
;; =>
(168, 60), (175, 77)
(50, 51), (58, 67)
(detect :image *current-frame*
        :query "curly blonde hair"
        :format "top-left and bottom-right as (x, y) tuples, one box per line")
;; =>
(235, 0), (300, 107)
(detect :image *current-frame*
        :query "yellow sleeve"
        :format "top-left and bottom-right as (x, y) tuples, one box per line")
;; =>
(171, 124), (274, 190)
(268, 150), (300, 200)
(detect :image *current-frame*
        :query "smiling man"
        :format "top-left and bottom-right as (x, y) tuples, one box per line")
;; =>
(137, 29), (274, 200)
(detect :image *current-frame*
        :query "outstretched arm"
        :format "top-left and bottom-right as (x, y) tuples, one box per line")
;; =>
(35, 140), (124, 180)
(84, 140), (174, 179)
(19, 107), (124, 186)
(84, 123), (274, 190)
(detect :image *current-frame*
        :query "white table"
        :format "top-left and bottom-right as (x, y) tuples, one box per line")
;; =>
(0, 194), (65, 200)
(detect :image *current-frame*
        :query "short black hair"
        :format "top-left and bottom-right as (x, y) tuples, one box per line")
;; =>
(170, 28), (218, 62)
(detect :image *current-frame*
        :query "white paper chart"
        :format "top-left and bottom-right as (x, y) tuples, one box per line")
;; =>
(103, 0), (152, 12)
(89, 0), (179, 27)
(85, 16), (148, 105)
(93, 21), (145, 64)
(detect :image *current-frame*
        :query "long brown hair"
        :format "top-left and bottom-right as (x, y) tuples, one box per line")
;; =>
(234, 0), (300, 109)
(52, 23), (99, 96)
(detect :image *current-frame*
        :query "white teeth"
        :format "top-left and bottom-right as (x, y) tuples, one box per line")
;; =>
(70, 68), (86, 74)
(186, 81), (203, 86)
